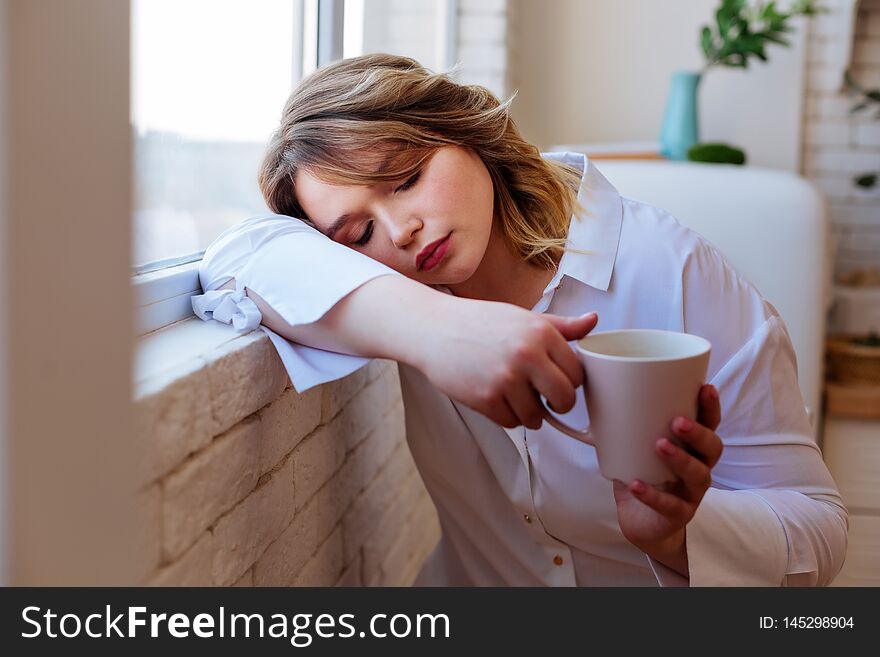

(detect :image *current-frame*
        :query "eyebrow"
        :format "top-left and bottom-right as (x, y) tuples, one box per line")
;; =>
(327, 213), (353, 240)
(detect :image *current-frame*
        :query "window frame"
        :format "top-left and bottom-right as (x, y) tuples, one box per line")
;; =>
(134, 0), (457, 337)
(133, 0), (313, 336)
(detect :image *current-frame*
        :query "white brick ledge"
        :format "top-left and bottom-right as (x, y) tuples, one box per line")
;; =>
(134, 317), (390, 487)
(133, 317), (439, 586)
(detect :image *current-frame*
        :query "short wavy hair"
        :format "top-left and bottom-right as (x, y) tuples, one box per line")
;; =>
(259, 53), (584, 271)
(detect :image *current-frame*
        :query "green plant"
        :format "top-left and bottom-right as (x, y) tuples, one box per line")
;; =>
(687, 142), (747, 164)
(845, 71), (880, 190)
(700, 0), (827, 74)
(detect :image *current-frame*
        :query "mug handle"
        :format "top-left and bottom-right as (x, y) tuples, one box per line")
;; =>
(539, 397), (595, 447)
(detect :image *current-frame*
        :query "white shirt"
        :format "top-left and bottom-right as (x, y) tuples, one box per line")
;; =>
(192, 152), (848, 586)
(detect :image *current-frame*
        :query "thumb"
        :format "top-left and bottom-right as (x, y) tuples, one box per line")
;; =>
(543, 312), (598, 341)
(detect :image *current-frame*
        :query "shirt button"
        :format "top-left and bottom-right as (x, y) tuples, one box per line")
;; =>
(523, 514), (532, 524)
(553, 555), (564, 566)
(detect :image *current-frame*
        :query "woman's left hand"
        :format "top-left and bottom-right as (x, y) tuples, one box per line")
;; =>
(612, 383), (723, 577)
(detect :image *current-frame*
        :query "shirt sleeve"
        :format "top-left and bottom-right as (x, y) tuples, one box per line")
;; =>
(650, 240), (848, 587)
(191, 216), (405, 393)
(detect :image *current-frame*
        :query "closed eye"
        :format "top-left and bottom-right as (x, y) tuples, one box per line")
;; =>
(395, 170), (421, 193)
(354, 220), (373, 246)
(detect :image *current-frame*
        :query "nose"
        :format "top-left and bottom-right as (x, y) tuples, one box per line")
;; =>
(388, 215), (423, 248)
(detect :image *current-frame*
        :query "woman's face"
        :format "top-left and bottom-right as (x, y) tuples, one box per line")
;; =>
(295, 145), (495, 285)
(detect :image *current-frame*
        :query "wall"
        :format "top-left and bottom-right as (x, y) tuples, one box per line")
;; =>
(357, 0), (514, 102)
(512, 0), (808, 171)
(802, 0), (880, 279)
(135, 328), (440, 586)
(0, 0), (8, 585)
(456, 0), (515, 98)
(3, 0), (136, 585)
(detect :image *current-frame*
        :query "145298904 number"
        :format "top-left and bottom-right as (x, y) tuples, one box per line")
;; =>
(783, 617), (854, 629)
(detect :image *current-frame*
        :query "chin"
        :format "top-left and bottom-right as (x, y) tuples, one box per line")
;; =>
(439, 265), (477, 286)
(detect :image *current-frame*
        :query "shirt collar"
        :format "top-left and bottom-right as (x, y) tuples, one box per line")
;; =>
(541, 151), (624, 294)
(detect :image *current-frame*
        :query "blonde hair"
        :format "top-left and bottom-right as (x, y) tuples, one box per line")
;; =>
(259, 53), (584, 271)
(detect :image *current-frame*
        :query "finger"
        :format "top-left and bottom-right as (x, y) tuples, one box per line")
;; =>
(505, 381), (547, 430)
(546, 331), (585, 390)
(528, 353), (580, 415)
(629, 480), (693, 525)
(656, 437), (711, 504)
(670, 416), (724, 468)
(543, 312), (598, 343)
(697, 384), (721, 431)
(485, 394), (520, 429)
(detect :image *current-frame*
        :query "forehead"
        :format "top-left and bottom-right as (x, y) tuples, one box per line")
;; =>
(298, 143), (431, 188)
(295, 167), (369, 209)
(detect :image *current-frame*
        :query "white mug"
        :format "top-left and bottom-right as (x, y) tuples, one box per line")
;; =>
(541, 329), (711, 485)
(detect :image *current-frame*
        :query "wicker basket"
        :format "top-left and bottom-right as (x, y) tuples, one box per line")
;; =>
(825, 334), (880, 385)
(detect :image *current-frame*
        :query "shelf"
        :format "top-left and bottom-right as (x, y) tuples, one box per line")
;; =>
(549, 140), (666, 161)
(824, 382), (880, 420)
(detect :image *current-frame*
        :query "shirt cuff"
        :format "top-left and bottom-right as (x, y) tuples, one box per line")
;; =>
(260, 325), (371, 394)
(687, 487), (789, 586)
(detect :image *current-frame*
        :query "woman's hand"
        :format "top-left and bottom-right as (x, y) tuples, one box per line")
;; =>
(415, 296), (598, 429)
(612, 384), (723, 577)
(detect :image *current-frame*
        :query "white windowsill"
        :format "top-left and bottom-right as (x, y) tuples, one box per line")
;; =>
(133, 261), (203, 337)
(135, 315), (246, 385)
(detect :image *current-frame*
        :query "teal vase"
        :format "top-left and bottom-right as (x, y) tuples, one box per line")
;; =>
(659, 70), (702, 161)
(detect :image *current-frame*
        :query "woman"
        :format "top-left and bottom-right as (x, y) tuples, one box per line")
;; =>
(192, 54), (847, 586)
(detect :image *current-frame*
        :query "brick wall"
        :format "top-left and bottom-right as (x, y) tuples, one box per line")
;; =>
(456, 0), (513, 99)
(802, 0), (880, 280)
(358, 0), (513, 104)
(134, 326), (440, 586)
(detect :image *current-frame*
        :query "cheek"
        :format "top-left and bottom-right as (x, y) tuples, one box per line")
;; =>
(429, 170), (493, 227)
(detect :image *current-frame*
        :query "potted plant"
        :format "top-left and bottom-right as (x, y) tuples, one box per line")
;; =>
(660, 0), (826, 160)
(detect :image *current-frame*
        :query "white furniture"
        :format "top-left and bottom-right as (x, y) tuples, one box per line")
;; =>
(587, 159), (830, 443)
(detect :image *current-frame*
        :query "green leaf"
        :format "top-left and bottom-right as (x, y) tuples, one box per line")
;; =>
(716, 8), (731, 35)
(762, 33), (790, 46)
(866, 90), (880, 102)
(702, 0), (825, 70)
(850, 102), (869, 114)
(701, 26), (714, 58)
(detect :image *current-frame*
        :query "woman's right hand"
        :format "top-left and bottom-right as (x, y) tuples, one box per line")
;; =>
(414, 296), (598, 430)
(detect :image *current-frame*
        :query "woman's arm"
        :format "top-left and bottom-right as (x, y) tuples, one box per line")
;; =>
(225, 274), (598, 430)
(655, 240), (849, 586)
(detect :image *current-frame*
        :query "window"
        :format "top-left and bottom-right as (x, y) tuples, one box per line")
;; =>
(133, 0), (455, 334)
(131, 0), (307, 272)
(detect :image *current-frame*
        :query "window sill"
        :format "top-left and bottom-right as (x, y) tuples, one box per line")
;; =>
(133, 261), (202, 337)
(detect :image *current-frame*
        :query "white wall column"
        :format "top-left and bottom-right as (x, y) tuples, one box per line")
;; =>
(4, 0), (136, 584)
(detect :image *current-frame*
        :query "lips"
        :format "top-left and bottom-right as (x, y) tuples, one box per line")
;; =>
(416, 233), (451, 271)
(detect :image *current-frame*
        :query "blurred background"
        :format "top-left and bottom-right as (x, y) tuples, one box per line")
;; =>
(1, 0), (877, 586)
